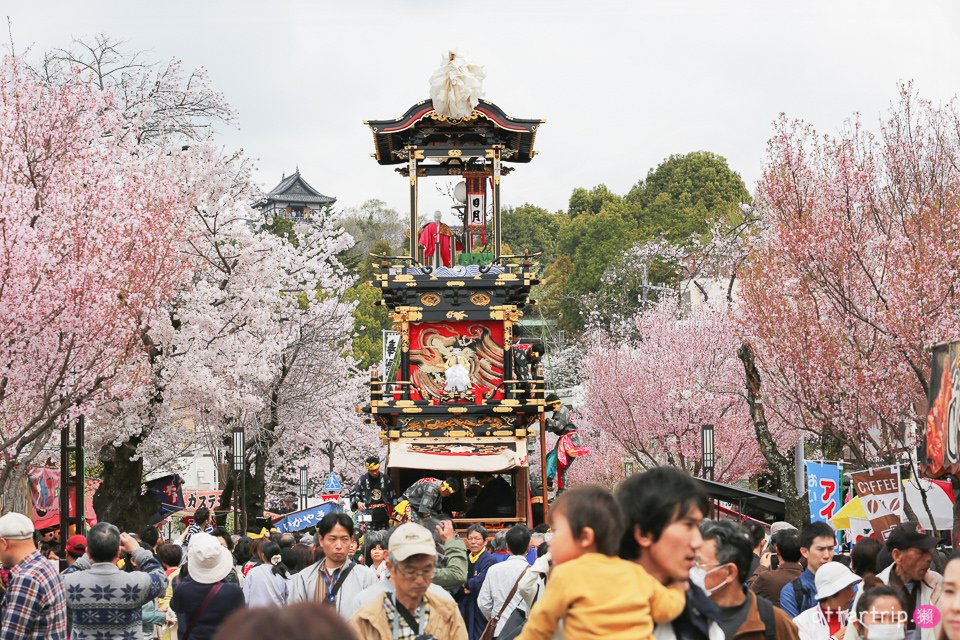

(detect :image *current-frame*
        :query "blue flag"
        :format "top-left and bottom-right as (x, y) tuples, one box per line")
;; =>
(145, 474), (185, 523)
(275, 501), (342, 533)
(805, 462), (842, 524)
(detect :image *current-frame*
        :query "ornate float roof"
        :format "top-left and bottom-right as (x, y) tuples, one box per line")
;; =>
(364, 99), (544, 165)
(259, 170), (336, 207)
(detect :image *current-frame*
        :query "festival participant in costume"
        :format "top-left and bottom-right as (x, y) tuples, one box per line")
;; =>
(348, 457), (395, 532)
(418, 211), (462, 268)
(400, 477), (460, 523)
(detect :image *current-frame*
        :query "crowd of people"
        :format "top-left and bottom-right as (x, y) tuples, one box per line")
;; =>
(1, 466), (960, 639)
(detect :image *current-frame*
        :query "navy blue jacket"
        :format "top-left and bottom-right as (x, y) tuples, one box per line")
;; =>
(171, 577), (244, 640)
(457, 551), (498, 640)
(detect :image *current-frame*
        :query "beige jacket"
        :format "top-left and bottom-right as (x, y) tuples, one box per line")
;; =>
(349, 590), (468, 640)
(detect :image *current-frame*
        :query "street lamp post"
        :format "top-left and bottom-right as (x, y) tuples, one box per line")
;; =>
(231, 427), (246, 534)
(299, 466), (308, 511)
(701, 423), (715, 481)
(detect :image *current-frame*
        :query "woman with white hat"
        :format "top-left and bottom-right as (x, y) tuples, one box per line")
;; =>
(171, 532), (245, 639)
(794, 561), (862, 640)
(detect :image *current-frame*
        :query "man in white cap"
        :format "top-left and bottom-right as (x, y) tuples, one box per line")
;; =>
(349, 522), (468, 639)
(793, 561), (861, 639)
(63, 521), (168, 638)
(0, 511), (67, 639)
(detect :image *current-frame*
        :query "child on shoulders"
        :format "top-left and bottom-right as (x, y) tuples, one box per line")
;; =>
(518, 484), (686, 640)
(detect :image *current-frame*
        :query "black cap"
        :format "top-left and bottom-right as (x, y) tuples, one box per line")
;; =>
(885, 522), (937, 551)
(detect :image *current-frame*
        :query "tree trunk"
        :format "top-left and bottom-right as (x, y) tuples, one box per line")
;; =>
(92, 432), (160, 531)
(92, 331), (162, 531)
(738, 342), (806, 525)
(243, 354), (289, 521)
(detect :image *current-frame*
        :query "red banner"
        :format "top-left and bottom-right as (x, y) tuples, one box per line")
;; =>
(28, 468), (98, 530)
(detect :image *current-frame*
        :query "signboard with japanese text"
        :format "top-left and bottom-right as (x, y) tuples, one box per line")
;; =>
(274, 501), (342, 533)
(382, 330), (400, 373)
(183, 490), (223, 512)
(805, 461), (842, 523)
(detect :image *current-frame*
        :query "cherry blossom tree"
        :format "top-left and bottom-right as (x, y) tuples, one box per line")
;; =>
(35, 38), (367, 528)
(583, 302), (763, 482)
(0, 55), (194, 495)
(738, 86), (960, 473)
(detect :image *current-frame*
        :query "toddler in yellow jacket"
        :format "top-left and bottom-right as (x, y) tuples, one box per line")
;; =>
(518, 485), (686, 640)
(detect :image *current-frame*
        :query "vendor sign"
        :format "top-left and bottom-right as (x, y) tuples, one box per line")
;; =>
(183, 490), (223, 511)
(925, 340), (960, 476)
(274, 501), (342, 534)
(805, 461), (842, 523)
(850, 466), (906, 540)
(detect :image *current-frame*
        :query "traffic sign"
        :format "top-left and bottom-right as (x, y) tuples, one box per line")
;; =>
(322, 472), (342, 494)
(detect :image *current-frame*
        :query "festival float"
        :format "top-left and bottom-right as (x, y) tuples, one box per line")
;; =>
(361, 53), (551, 529)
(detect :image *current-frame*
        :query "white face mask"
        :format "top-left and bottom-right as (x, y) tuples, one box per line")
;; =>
(863, 624), (905, 640)
(690, 565), (731, 596)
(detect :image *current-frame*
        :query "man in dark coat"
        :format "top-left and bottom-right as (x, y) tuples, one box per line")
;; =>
(347, 456), (395, 531)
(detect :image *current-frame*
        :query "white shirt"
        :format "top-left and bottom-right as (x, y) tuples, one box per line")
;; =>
(478, 555), (529, 636)
(243, 563), (289, 608)
(793, 606), (833, 640)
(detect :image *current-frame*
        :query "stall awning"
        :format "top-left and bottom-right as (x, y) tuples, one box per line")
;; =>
(387, 439), (526, 473)
(695, 478), (786, 520)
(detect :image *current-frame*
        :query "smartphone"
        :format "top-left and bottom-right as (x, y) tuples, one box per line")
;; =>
(770, 555), (779, 570)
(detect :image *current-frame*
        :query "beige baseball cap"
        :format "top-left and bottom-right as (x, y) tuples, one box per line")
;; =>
(0, 513), (35, 540)
(389, 523), (437, 562)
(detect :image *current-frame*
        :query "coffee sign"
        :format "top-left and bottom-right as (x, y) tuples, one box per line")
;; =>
(851, 466), (905, 540)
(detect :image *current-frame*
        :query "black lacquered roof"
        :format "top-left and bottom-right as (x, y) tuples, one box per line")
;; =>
(364, 99), (544, 166)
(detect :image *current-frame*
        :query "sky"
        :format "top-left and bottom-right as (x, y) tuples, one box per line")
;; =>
(6, 1), (960, 219)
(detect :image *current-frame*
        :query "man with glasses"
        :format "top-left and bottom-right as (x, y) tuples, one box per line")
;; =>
(779, 521), (837, 618)
(698, 521), (799, 639)
(349, 522), (468, 639)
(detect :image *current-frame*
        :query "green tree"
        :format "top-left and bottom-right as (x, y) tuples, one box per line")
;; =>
(344, 239), (393, 370)
(554, 201), (641, 330)
(626, 151), (751, 242)
(338, 199), (406, 270)
(567, 184), (622, 218)
(501, 204), (562, 260)
(261, 214), (298, 246)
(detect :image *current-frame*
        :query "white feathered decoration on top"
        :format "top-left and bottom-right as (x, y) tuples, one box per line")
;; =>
(429, 51), (486, 120)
